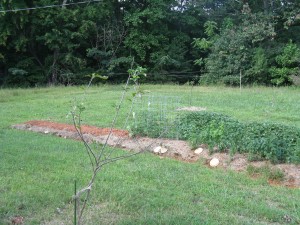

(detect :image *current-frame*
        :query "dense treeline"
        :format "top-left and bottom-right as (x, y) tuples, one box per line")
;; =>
(0, 0), (299, 86)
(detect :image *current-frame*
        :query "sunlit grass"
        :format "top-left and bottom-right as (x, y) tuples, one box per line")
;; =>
(0, 85), (299, 224)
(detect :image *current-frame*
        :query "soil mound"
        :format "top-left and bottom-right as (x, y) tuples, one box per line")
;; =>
(12, 120), (300, 188)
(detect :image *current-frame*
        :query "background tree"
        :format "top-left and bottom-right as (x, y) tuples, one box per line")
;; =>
(0, 0), (299, 86)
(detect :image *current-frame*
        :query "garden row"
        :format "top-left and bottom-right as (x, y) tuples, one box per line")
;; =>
(131, 111), (300, 164)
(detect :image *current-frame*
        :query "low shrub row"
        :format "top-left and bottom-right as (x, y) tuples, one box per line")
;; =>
(130, 110), (300, 164)
(176, 112), (300, 164)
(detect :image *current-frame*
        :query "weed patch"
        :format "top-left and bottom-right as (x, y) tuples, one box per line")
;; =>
(247, 165), (285, 182)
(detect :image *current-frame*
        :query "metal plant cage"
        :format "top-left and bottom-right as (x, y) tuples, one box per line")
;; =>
(131, 95), (183, 139)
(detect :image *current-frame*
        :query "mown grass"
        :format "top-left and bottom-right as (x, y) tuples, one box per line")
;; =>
(0, 85), (300, 224)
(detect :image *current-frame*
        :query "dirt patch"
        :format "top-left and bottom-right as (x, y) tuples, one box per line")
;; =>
(24, 120), (129, 137)
(12, 121), (300, 188)
(176, 106), (207, 111)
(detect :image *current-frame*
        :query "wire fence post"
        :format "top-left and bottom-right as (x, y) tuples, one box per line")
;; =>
(74, 180), (77, 225)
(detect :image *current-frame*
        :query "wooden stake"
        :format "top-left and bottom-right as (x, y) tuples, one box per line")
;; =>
(240, 69), (242, 92)
(74, 180), (77, 225)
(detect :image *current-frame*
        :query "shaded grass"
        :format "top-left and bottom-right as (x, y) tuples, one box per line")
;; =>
(0, 85), (300, 224)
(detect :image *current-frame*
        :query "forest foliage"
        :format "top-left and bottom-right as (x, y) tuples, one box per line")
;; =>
(0, 0), (299, 86)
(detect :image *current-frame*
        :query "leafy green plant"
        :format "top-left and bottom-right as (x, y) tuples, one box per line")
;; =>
(133, 110), (300, 164)
(130, 109), (179, 139)
(176, 112), (241, 153)
(243, 122), (300, 163)
(269, 67), (295, 86)
(245, 47), (270, 84)
(270, 40), (300, 86)
(130, 110), (167, 138)
(222, 76), (240, 86)
(5, 62), (45, 87)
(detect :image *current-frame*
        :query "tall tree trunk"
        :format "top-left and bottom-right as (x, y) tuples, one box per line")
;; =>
(24, 0), (34, 7)
(113, 0), (121, 20)
(62, 0), (68, 9)
(263, 0), (268, 13)
(50, 49), (59, 85)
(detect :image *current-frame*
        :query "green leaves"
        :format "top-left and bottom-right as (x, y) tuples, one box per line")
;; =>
(193, 38), (212, 50)
(269, 67), (294, 86)
(176, 112), (300, 164)
(128, 66), (147, 83)
(275, 40), (300, 68)
(270, 40), (300, 86)
(87, 73), (108, 81)
(194, 11), (278, 85)
(204, 21), (218, 38)
(133, 110), (300, 164)
(1, 0), (300, 86)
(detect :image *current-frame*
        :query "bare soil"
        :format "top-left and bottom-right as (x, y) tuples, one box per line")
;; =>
(176, 106), (207, 111)
(12, 120), (300, 188)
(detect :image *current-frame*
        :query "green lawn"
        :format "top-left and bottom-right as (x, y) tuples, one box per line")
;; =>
(0, 85), (299, 224)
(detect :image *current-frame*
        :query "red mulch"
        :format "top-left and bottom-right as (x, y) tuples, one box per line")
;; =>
(25, 120), (129, 137)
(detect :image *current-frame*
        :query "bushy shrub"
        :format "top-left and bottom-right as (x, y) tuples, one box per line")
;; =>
(131, 110), (300, 164)
(269, 40), (300, 86)
(176, 112), (300, 164)
(176, 112), (245, 154)
(242, 122), (300, 163)
(222, 76), (240, 86)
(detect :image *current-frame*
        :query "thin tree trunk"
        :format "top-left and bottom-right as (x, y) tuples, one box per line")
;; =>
(62, 0), (68, 8)
(50, 49), (59, 84)
(263, 0), (268, 13)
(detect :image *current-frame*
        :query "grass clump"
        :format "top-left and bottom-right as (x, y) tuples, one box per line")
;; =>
(247, 165), (285, 182)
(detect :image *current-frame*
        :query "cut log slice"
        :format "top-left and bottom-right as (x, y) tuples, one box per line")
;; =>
(153, 146), (161, 153)
(210, 158), (220, 167)
(194, 148), (204, 154)
(160, 147), (168, 154)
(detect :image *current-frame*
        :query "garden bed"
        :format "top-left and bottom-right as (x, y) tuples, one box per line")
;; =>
(12, 120), (300, 188)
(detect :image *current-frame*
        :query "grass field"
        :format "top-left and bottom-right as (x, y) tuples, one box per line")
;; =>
(0, 85), (300, 224)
